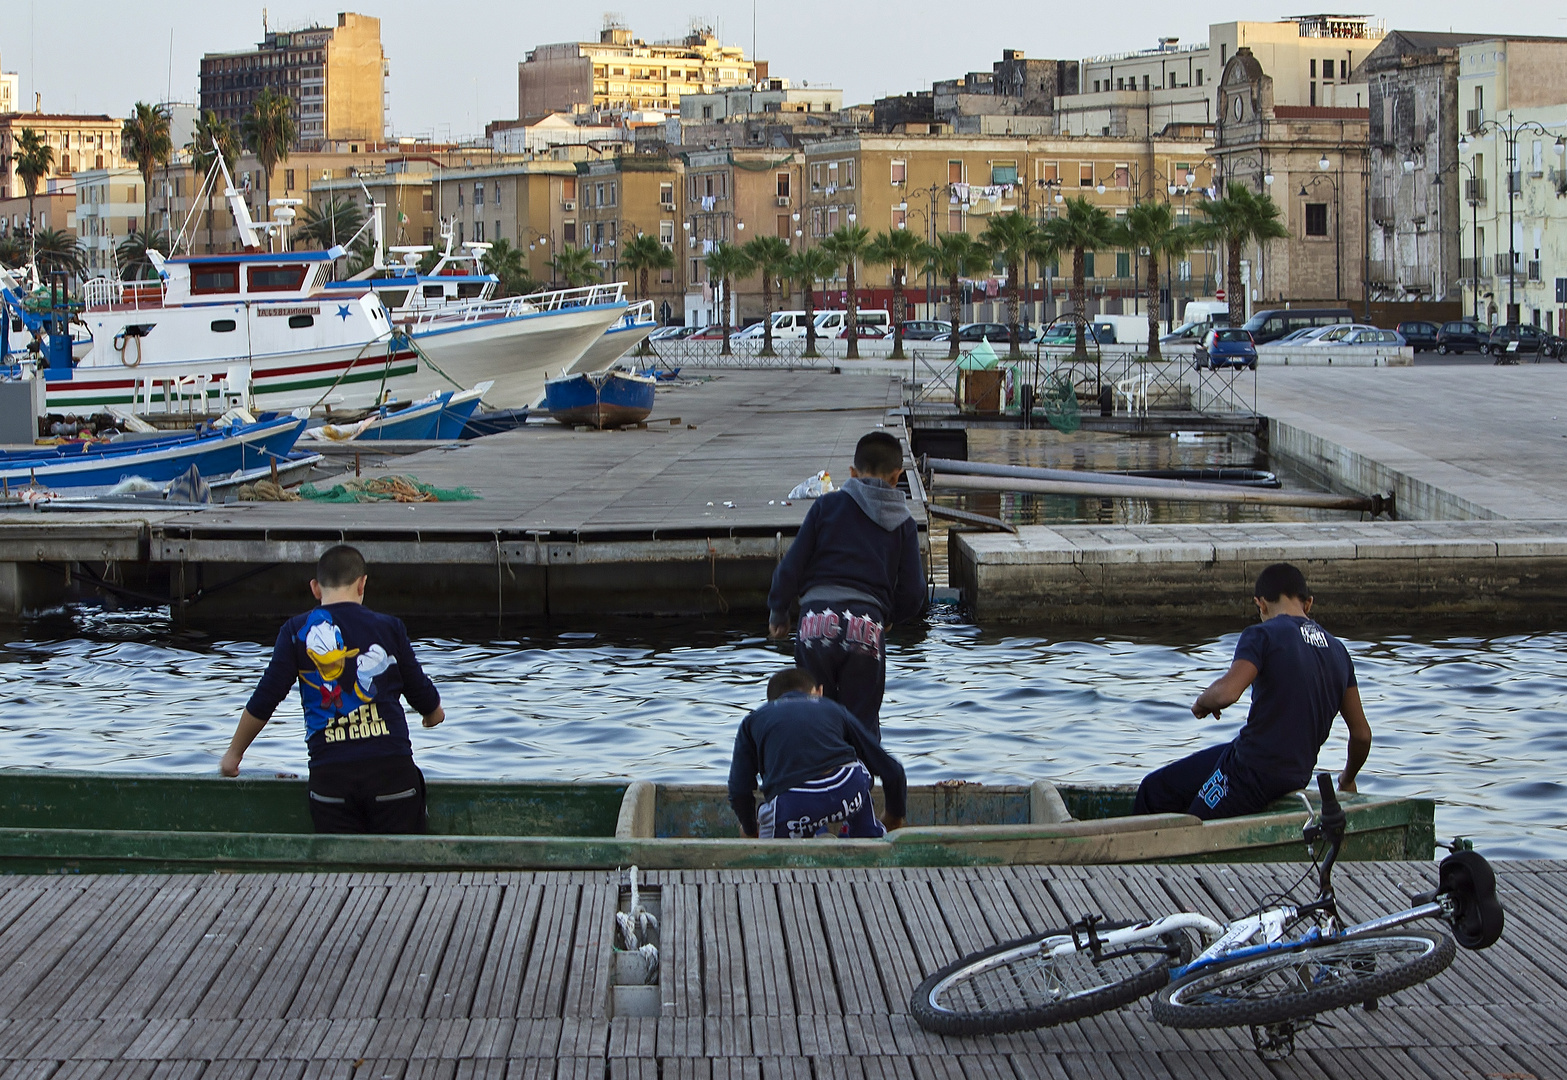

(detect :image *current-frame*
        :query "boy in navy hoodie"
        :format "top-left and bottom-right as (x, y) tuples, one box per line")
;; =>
(220, 545), (445, 834)
(1133, 563), (1372, 820)
(768, 431), (925, 736)
(728, 667), (907, 839)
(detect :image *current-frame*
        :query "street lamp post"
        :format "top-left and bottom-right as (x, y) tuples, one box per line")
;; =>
(1299, 166), (1342, 305)
(1461, 111), (1567, 326)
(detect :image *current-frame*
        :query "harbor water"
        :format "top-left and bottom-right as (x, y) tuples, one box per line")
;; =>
(1, 605), (1561, 860)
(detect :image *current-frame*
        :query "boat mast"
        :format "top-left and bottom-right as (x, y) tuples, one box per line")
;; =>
(216, 154), (264, 251)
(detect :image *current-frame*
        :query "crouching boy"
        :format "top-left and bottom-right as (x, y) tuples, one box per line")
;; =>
(220, 544), (446, 833)
(728, 667), (907, 839)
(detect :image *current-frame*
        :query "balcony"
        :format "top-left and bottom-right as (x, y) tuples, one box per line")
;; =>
(1464, 177), (1486, 204)
(1368, 259), (1397, 287)
(1466, 108), (1485, 133)
(1494, 253), (1522, 279)
(1371, 197), (1393, 224)
(1459, 257), (1488, 282)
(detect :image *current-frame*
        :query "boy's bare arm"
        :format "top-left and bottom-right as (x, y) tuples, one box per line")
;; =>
(220, 710), (269, 776)
(1191, 659), (1259, 720)
(1337, 685), (1372, 793)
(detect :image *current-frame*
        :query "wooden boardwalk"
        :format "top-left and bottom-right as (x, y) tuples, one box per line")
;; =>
(0, 860), (1563, 1078)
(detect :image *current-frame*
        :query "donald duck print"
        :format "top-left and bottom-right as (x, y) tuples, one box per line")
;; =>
(298, 610), (397, 745)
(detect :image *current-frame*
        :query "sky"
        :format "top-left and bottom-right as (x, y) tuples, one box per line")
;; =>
(3, 1), (1564, 139)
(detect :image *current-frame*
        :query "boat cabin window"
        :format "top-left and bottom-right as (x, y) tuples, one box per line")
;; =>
(457, 282), (485, 299)
(191, 263), (240, 294)
(288, 314), (315, 328)
(248, 265), (308, 293)
(210, 319), (237, 333)
(422, 285), (446, 299)
(378, 289), (409, 309)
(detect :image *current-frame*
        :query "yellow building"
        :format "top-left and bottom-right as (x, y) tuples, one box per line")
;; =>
(575, 154), (684, 316)
(199, 12), (388, 151)
(434, 160), (585, 285)
(519, 25), (757, 117)
(1, 113), (127, 201)
(681, 147), (803, 323)
(801, 133), (1219, 321)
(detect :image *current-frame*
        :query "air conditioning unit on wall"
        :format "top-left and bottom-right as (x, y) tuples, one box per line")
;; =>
(776, 196), (790, 207)
(562, 200), (576, 211)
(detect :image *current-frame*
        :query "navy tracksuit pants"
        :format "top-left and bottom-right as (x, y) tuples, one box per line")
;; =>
(794, 604), (886, 737)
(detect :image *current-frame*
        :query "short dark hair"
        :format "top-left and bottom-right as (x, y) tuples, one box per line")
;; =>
(316, 544), (368, 589)
(767, 667), (819, 701)
(854, 431), (903, 477)
(1254, 563), (1312, 603)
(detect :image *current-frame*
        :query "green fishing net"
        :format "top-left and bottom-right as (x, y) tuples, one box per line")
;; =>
(298, 475), (479, 503)
(1041, 373), (1081, 434)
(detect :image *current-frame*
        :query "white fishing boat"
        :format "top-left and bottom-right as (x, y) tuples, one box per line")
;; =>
(319, 213), (628, 408)
(9, 155), (412, 417)
(564, 300), (659, 376)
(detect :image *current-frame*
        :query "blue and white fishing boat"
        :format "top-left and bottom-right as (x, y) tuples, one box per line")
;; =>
(564, 300), (659, 376)
(542, 369), (656, 429)
(433, 382), (491, 440)
(303, 392), (451, 442)
(0, 416), (306, 493)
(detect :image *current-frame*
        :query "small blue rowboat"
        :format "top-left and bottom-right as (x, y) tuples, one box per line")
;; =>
(543, 370), (656, 429)
(433, 381), (492, 440)
(0, 416), (306, 493)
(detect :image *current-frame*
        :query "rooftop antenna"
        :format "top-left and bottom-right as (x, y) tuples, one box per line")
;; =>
(263, 6), (269, 35)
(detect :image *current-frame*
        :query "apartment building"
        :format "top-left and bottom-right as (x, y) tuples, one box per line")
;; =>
(74, 169), (146, 275)
(0, 113), (126, 201)
(199, 12), (388, 151)
(680, 148), (803, 324)
(799, 133), (1217, 321)
(679, 81), (841, 123)
(0, 183), (75, 244)
(1213, 48), (1371, 308)
(310, 161), (440, 254)
(433, 160), (581, 285)
(1456, 39), (1567, 328)
(1057, 15), (1385, 137)
(519, 24), (758, 118)
(0, 53), (18, 115)
(575, 154), (684, 318)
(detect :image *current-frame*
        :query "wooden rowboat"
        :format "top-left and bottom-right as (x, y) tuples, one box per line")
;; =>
(0, 771), (1435, 874)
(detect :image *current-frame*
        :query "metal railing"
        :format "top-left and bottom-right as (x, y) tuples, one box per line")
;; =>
(1528, 260), (1542, 282)
(1466, 109), (1485, 133)
(407, 281), (628, 330)
(82, 276), (167, 311)
(1459, 257), (1488, 282)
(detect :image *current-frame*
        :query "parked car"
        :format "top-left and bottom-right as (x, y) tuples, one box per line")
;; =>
(1395, 321), (1440, 352)
(894, 320), (951, 340)
(1240, 307), (1355, 344)
(813, 309), (892, 337)
(646, 325), (688, 342)
(1196, 327), (1258, 369)
(1273, 326), (1328, 345)
(1301, 323), (1379, 345)
(1160, 320), (1208, 344)
(1036, 324), (1112, 347)
(1332, 328), (1406, 347)
(1434, 320), (1491, 355)
(1488, 323), (1566, 359)
(931, 322), (1036, 344)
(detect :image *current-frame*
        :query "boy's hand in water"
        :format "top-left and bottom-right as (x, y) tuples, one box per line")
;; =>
(422, 706), (446, 728)
(219, 750), (242, 777)
(768, 621), (789, 640)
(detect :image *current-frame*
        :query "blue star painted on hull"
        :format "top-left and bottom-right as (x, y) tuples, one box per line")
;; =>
(335, 304), (352, 321)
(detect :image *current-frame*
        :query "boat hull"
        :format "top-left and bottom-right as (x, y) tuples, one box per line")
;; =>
(565, 321), (658, 376)
(401, 303), (627, 408)
(543, 371), (656, 428)
(0, 773), (1435, 874)
(0, 418), (305, 491)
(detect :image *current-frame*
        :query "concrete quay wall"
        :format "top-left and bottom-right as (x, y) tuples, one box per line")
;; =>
(953, 521), (1567, 625)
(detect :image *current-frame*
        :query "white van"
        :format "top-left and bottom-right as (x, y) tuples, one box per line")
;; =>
(1092, 315), (1157, 345)
(813, 309), (892, 338)
(744, 310), (813, 339)
(1181, 300), (1231, 326)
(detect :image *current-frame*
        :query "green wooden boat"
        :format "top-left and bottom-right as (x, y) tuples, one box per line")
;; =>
(0, 770), (1434, 874)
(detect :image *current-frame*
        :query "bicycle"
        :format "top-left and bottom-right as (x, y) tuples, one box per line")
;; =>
(910, 773), (1505, 1059)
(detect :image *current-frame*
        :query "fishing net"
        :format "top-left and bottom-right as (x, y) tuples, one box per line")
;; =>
(298, 475), (479, 503)
(1041, 373), (1081, 434)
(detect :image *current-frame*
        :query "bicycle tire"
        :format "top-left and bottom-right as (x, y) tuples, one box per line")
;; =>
(1151, 930), (1455, 1030)
(910, 920), (1191, 1036)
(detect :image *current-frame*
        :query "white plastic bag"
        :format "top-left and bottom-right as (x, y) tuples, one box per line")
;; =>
(787, 470), (834, 499)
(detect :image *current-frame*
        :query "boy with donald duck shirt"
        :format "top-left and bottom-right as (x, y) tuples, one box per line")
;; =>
(222, 545), (445, 833)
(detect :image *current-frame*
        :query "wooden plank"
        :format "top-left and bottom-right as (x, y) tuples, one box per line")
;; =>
(184, 882), (322, 1020)
(562, 875), (617, 1021)
(0, 879), (141, 1013)
(378, 884), (466, 1019)
(330, 882), (432, 1018)
(467, 877), (544, 1019)
(423, 885), (502, 1019)
(699, 880), (748, 1018)
(809, 872), (889, 1014)
(663, 881), (702, 1018)
(514, 882), (580, 1019)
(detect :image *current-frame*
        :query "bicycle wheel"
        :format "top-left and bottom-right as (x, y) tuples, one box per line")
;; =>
(910, 921), (1191, 1036)
(1152, 930), (1455, 1030)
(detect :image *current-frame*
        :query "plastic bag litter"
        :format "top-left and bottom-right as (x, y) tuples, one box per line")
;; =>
(106, 476), (161, 495)
(787, 470), (834, 499)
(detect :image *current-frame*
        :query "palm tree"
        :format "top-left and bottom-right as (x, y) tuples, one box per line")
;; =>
(785, 246), (839, 358)
(821, 224), (873, 358)
(703, 242), (755, 356)
(1040, 197), (1118, 358)
(1111, 202), (1191, 359)
(620, 232), (675, 301)
(742, 234), (792, 357)
(296, 197), (365, 251)
(1191, 184), (1290, 328)
(926, 233), (992, 360)
(547, 244), (602, 288)
(32, 229), (86, 281)
(241, 87), (297, 233)
(122, 103), (172, 239)
(188, 111), (240, 254)
(0, 236), (22, 268)
(116, 230), (171, 281)
(864, 229), (926, 360)
(978, 211), (1042, 359)
(9, 128), (53, 265)
(482, 238), (535, 296)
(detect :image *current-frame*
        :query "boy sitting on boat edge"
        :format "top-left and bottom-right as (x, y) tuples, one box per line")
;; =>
(728, 668), (907, 839)
(220, 544), (446, 834)
(1133, 563), (1372, 820)
(767, 431), (926, 737)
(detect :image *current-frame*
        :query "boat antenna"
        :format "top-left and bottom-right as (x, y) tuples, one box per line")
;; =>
(172, 143), (224, 255)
